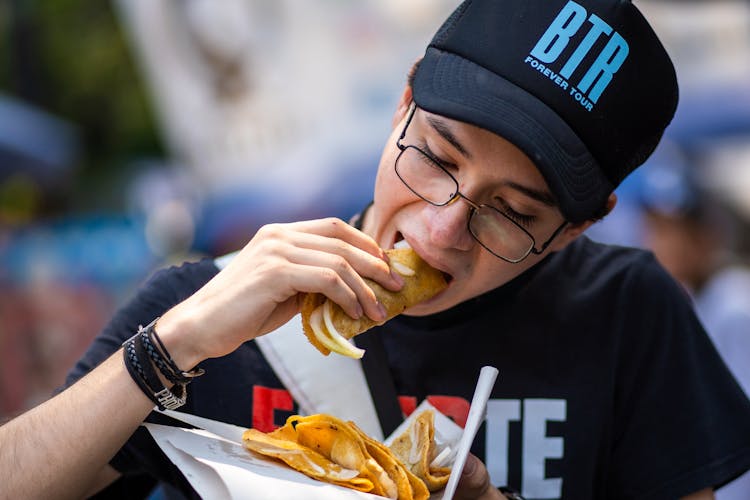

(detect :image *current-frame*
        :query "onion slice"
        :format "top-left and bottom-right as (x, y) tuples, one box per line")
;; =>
(322, 300), (365, 359)
(430, 446), (454, 468)
(309, 305), (343, 354)
(390, 261), (415, 276)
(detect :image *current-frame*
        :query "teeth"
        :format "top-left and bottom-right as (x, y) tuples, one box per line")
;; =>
(393, 239), (411, 249)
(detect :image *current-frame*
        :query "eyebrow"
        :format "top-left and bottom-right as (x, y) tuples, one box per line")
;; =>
(425, 115), (472, 159)
(424, 112), (558, 209)
(504, 180), (558, 207)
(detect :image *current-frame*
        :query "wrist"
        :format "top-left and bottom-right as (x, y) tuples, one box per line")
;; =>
(155, 306), (206, 370)
(122, 316), (205, 411)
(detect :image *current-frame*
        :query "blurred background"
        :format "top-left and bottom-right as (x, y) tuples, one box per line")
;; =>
(1, 0), (749, 446)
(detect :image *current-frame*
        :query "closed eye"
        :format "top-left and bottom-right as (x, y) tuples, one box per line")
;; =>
(496, 199), (536, 228)
(418, 141), (457, 170)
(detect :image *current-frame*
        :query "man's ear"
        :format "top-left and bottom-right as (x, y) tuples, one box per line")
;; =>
(548, 193), (618, 251)
(392, 85), (413, 129)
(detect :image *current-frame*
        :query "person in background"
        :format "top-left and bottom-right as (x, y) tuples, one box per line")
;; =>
(640, 150), (750, 500)
(2, 1), (750, 499)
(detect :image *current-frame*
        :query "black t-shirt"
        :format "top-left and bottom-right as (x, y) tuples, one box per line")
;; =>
(63, 236), (750, 499)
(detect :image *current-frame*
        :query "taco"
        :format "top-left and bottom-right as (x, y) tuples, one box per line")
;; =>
(243, 413), (434, 499)
(388, 410), (451, 492)
(301, 247), (447, 358)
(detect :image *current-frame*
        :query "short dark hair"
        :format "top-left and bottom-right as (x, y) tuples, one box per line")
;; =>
(407, 58), (422, 89)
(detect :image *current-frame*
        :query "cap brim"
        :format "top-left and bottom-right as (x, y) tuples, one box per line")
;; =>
(412, 48), (613, 223)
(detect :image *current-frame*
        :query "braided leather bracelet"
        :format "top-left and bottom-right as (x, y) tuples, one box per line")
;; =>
(123, 335), (184, 410)
(123, 336), (164, 407)
(122, 318), (202, 410)
(136, 330), (187, 409)
(139, 318), (204, 384)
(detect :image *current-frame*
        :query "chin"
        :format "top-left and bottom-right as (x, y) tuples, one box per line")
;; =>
(403, 292), (456, 317)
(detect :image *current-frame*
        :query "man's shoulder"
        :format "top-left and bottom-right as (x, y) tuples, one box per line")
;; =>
(141, 256), (220, 298)
(547, 236), (670, 288)
(530, 236), (691, 323)
(561, 234), (654, 265)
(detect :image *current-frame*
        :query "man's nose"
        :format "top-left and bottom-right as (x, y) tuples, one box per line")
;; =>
(424, 197), (475, 251)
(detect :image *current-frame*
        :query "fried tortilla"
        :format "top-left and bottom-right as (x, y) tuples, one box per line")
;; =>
(243, 413), (437, 499)
(301, 247), (448, 358)
(292, 415), (397, 498)
(348, 421), (430, 500)
(242, 428), (374, 492)
(388, 410), (451, 492)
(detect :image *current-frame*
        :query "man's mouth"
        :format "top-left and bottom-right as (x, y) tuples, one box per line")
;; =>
(393, 236), (411, 250)
(392, 233), (454, 285)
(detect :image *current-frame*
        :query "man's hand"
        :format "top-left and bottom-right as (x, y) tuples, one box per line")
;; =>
(156, 218), (404, 369)
(455, 454), (506, 499)
(453, 453), (715, 500)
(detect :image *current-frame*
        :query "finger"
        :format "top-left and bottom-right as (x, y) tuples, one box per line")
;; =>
(454, 454), (495, 500)
(285, 246), (393, 321)
(241, 219), (402, 319)
(288, 218), (386, 260)
(283, 262), (363, 320)
(290, 232), (403, 292)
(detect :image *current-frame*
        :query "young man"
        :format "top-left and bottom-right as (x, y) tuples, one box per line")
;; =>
(2, 0), (750, 499)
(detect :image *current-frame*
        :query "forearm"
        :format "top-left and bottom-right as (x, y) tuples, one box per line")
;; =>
(0, 349), (154, 500)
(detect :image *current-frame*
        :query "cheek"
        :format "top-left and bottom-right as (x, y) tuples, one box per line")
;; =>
(366, 150), (418, 242)
(373, 155), (412, 210)
(372, 164), (390, 203)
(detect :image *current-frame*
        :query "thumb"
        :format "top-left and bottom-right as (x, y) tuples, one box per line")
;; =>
(454, 453), (498, 499)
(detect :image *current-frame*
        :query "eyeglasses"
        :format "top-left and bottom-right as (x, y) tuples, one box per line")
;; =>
(394, 106), (567, 263)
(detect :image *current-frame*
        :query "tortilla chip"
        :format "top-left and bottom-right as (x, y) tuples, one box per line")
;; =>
(388, 410), (451, 492)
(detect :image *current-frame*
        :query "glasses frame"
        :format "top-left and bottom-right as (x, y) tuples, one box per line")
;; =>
(395, 105), (567, 264)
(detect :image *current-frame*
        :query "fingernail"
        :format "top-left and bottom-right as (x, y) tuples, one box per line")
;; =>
(462, 455), (477, 476)
(377, 302), (387, 320)
(391, 269), (404, 286)
(355, 303), (364, 318)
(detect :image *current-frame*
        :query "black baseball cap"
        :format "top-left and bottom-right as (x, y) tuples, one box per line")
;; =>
(412, 0), (679, 223)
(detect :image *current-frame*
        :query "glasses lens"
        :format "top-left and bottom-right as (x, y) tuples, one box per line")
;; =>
(470, 206), (534, 262)
(395, 146), (458, 205)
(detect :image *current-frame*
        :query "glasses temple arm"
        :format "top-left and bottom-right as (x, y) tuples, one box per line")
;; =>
(533, 220), (569, 254)
(397, 104), (418, 146)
